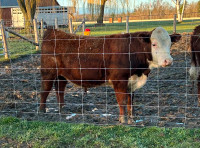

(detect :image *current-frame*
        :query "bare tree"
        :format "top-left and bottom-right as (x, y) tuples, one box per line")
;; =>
(87, 0), (97, 20)
(17, 0), (37, 30)
(97, 0), (107, 24)
(133, 0), (175, 20)
(125, 0), (130, 15)
(120, 0), (126, 15)
(85, 0), (107, 24)
(172, 0), (186, 22)
(119, 0), (130, 16)
(17, 0), (60, 30)
(107, 0), (117, 18)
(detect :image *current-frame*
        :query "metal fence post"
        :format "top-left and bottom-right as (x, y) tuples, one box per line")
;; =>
(33, 19), (39, 50)
(82, 18), (85, 35)
(126, 16), (129, 33)
(1, 20), (9, 59)
(173, 14), (177, 34)
(55, 18), (58, 29)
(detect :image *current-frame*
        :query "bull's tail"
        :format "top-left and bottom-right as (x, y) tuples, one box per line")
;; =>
(189, 51), (199, 81)
(189, 51), (198, 94)
(189, 26), (200, 81)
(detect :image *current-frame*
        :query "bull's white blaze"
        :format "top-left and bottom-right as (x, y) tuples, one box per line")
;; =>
(189, 64), (198, 80)
(128, 74), (147, 92)
(149, 27), (173, 69)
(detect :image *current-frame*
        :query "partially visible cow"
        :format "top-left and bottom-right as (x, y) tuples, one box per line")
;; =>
(189, 25), (200, 106)
(40, 27), (181, 124)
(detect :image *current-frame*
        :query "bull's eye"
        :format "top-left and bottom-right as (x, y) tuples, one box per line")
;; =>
(152, 44), (156, 47)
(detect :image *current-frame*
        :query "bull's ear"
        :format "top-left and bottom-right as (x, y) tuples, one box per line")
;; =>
(170, 33), (181, 43)
(138, 33), (151, 43)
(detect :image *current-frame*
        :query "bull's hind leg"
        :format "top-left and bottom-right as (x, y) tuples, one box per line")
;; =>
(55, 76), (67, 113)
(40, 74), (55, 112)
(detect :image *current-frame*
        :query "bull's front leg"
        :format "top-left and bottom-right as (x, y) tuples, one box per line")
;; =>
(55, 77), (68, 113)
(127, 93), (134, 124)
(113, 80), (128, 124)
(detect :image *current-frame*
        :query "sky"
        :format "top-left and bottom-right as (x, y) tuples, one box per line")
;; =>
(56, 0), (199, 14)
(57, 0), (199, 7)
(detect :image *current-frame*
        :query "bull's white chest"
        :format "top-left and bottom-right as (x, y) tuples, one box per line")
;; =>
(128, 74), (147, 92)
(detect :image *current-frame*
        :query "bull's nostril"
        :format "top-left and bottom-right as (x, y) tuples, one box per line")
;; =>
(164, 59), (172, 66)
(164, 60), (168, 65)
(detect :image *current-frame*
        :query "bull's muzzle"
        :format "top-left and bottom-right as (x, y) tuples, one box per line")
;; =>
(162, 58), (173, 67)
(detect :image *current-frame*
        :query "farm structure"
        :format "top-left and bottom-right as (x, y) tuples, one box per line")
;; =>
(0, 0), (75, 28)
(0, 0), (18, 27)
(13, 6), (75, 28)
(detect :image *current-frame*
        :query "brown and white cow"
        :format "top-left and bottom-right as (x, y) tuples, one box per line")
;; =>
(40, 27), (181, 124)
(189, 25), (200, 106)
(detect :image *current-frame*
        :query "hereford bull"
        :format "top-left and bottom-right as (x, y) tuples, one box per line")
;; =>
(189, 25), (200, 106)
(40, 27), (181, 124)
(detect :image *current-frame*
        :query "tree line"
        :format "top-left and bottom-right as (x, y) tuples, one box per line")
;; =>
(131, 0), (199, 21)
(71, 0), (200, 22)
(6, 0), (200, 30)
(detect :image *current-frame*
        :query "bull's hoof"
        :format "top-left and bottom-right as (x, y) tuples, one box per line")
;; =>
(38, 107), (46, 113)
(119, 116), (125, 124)
(59, 105), (65, 114)
(128, 118), (134, 125)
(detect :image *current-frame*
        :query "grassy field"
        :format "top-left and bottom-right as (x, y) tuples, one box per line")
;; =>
(0, 117), (200, 148)
(82, 19), (200, 36)
(0, 40), (39, 62)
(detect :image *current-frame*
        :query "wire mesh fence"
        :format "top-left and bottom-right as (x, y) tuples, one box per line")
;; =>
(0, 13), (200, 127)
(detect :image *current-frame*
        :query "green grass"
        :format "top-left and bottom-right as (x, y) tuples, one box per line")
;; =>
(80, 19), (200, 36)
(0, 117), (200, 148)
(0, 40), (39, 62)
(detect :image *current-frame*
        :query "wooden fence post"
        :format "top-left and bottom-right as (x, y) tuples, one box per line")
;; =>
(55, 18), (58, 29)
(173, 14), (177, 34)
(126, 16), (129, 33)
(1, 20), (9, 59)
(33, 19), (39, 50)
(82, 18), (85, 35)
(41, 19), (44, 38)
(69, 18), (73, 33)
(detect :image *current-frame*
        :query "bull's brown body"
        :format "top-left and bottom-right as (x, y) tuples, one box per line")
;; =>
(40, 29), (180, 124)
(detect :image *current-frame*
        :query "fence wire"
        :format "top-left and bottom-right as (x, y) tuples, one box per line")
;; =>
(0, 14), (200, 128)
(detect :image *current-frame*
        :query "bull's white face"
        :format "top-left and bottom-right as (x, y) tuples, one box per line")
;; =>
(149, 27), (173, 69)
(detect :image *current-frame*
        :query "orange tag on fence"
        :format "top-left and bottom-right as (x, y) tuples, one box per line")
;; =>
(84, 28), (91, 36)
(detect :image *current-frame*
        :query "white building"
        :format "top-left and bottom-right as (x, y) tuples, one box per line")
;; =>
(11, 7), (25, 28)
(11, 6), (74, 28)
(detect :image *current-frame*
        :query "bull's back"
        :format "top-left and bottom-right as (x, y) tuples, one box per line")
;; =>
(41, 29), (130, 67)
